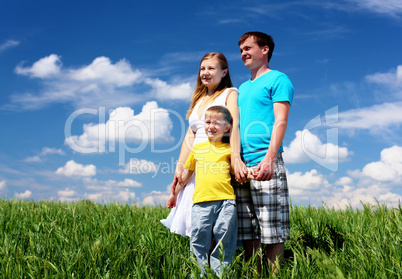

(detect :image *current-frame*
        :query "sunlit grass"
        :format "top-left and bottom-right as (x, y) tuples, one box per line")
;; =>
(0, 199), (401, 278)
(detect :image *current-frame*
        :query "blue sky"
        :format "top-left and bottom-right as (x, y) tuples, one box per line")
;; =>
(1, 0), (401, 208)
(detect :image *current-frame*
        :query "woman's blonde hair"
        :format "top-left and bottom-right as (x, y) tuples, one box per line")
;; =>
(186, 52), (233, 119)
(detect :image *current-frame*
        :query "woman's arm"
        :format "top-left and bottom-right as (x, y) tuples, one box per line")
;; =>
(226, 89), (248, 183)
(166, 168), (194, 208)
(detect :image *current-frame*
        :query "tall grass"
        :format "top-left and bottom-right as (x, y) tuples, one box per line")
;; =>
(0, 199), (400, 278)
(287, 203), (402, 278)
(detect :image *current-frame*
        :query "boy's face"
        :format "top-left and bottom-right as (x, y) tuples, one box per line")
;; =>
(204, 113), (230, 142)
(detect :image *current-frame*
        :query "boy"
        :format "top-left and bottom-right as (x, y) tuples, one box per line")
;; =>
(167, 106), (241, 277)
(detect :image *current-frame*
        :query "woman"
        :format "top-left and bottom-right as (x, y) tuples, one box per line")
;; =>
(161, 52), (247, 237)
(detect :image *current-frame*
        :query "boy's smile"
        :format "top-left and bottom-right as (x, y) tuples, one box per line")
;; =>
(204, 114), (230, 142)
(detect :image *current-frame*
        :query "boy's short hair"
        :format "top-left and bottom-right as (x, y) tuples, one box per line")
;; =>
(205, 106), (233, 125)
(205, 106), (233, 143)
(238, 31), (275, 63)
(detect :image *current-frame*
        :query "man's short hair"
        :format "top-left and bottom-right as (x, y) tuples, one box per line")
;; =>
(238, 31), (275, 63)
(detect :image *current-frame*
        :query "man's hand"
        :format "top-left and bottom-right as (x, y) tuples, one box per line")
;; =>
(255, 154), (276, 181)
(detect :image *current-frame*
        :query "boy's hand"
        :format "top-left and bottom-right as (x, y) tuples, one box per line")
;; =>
(246, 168), (257, 182)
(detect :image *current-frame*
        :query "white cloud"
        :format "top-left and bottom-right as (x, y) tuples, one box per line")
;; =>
(287, 166), (401, 209)
(366, 65), (402, 88)
(57, 187), (80, 202)
(24, 147), (65, 162)
(143, 192), (169, 206)
(378, 192), (402, 204)
(41, 147), (65, 156)
(15, 54), (62, 78)
(317, 1), (402, 18)
(347, 0), (402, 17)
(116, 189), (136, 202)
(0, 180), (6, 191)
(283, 129), (350, 164)
(24, 156), (42, 163)
(55, 160), (96, 177)
(141, 185), (171, 205)
(119, 158), (157, 174)
(85, 193), (103, 201)
(347, 169), (363, 180)
(117, 178), (142, 187)
(144, 78), (193, 100)
(58, 197), (79, 202)
(69, 56), (142, 87)
(81, 180), (168, 205)
(287, 169), (332, 204)
(15, 190), (32, 199)
(300, 26), (351, 40)
(335, 176), (354, 186)
(58, 188), (76, 197)
(247, 1), (402, 22)
(323, 184), (402, 209)
(362, 145), (402, 182)
(83, 177), (142, 190)
(336, 102), (402, 130)
(65, 102), (174, 153)
(318, 146), (402, 209)
(0, 40), (20, 52)
(9, 55), (193, 111)
(79, 177), (142, 203)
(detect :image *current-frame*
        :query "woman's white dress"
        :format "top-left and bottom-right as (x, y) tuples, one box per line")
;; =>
(160, 87), (236, 237)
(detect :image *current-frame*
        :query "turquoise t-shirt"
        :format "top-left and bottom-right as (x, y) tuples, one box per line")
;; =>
(238, 70), (294, 167)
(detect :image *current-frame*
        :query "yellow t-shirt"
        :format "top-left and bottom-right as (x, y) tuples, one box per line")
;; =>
(184, 140), (235, 204)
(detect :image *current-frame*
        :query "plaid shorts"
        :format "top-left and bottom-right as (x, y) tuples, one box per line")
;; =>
(233, 153), (290, 244)
(231, 178), (260, 241)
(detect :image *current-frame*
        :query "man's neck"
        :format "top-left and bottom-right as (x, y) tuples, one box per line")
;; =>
(250, 64), (271, 81)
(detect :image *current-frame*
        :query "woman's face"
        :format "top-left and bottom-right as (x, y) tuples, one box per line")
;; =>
(199, 58), (227, 92)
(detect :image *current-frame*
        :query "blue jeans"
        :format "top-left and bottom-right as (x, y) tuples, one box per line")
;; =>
(191, 199), (237, 277)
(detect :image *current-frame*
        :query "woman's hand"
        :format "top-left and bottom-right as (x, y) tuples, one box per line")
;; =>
(171, 163), (184, 194)
(166, 192), (177, 208)
(233, 156), (249, 184)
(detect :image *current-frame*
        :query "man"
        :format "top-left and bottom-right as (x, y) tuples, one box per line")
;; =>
(235, 31), (294, 274)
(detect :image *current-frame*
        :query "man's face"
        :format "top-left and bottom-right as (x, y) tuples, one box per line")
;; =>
(239, 37), (268, 70)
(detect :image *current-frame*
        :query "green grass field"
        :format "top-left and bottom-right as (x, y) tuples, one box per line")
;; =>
(0, 199), (401, 278)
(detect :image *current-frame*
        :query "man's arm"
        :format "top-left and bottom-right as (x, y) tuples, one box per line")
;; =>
(255, 101), (290, 181)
